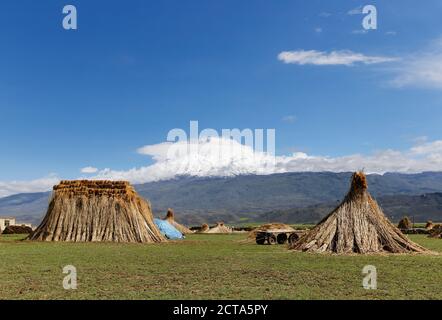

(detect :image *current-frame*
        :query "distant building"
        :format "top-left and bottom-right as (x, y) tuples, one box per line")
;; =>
(0, 217), (16, 233)
(0, 217), (33, 233)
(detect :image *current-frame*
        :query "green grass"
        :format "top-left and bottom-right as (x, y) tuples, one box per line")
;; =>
(0, 233), (441, 300)
(230, 222), (315, 229)
(413, 222), (441, 228)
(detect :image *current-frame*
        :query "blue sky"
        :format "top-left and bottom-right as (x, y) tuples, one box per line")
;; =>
(1, 0), (442, 195)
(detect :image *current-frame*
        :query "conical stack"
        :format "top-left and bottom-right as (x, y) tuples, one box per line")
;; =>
(164, 208), (193, 234)
(199, 223), (210, 233)
(429, 225), (442, 238)
(290, 172), (428, 254)
(29, 180), (166, 243)
(398, 216), (412, 230)
(207, 222), (232, 234)
(425, 221), (434, 230)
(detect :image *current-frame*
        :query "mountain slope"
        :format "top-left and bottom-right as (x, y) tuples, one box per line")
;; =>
(0, 192), (50, 225)
(2, 172), (442, 225)
(259, 193), (442, 224)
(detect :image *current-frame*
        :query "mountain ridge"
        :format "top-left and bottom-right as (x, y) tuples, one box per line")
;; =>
(1, 172), (442, 226)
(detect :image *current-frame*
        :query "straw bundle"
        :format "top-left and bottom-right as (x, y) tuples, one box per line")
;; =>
(164, 208), (193, 234)
(29, 180), (166, 243)
(425, 221), (434, 230)
(398, 216), (412, 230)
(429, 224), (442, 238)
(248, 223), (295, 240)
(2, 225), (33, 235)
(207, 222), (232, 234)
(290, 172), (428, 254)
(198, 223), (210, 233)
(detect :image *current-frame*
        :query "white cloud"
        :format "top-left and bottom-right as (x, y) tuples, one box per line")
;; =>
(137, 142), (175, 161)
(314, 27), (322, 34)
(278, 50), (397, 66)
(3, 137), (442, 197)
(0, 175), (60, 198)
(410, 140), (442, 155)
(278, 37), (442, 89)
(95, 137), (277, 183)
(80, 166), (98, 174)
(390, 38), (442, 89)
(412, 136), (428, 145)
(319, 12), (332, 18)
(352, 29), (368, 35)
(348, 6), (363, 15)
(92, 137), (442, 183)
(282, 115), (296, 123)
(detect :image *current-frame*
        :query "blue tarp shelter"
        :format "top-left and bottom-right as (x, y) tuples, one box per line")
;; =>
(154, 218), (184, 240)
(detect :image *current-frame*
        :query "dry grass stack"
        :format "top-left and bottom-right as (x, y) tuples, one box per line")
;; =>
(29, 180), (166, 243)
(248, 223), (295, 240)
(2, 225), (33, 235)
(290, 172), (428, 254)
(426, 221), (434, 230)
(398, 216), (413, 230)
(429, 225), (442, 238)
(164, 208), (193, 234)
(198, 223), (210, 233)
(207, 222), (232, 234)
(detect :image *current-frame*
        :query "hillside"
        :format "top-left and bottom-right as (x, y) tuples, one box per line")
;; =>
(0, 192), (50, 225)
(259, 193), (442, 224)
(1, 172), (442, 226)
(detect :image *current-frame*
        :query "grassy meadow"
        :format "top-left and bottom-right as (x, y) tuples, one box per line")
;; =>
(0, 233), (441, 300)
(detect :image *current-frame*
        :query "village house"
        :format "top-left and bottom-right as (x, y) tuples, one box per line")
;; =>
(0, 217), (32, 233)
(0, 217), (16, 233)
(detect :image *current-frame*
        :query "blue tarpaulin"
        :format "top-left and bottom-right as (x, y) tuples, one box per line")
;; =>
(154, 218), (184, 240)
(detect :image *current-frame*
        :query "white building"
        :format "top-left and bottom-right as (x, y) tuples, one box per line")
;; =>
(0, 217), (16, 233)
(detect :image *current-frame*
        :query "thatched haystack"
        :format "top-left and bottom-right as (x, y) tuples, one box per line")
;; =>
(164, 208), (193, 234)
(198, 223), (210, 233)
(429, 225), (442, 238)
(398, 216), (412, 230)
(29, 180), (166, 243)
(426, 221), (434, 230)
(2, 225), (33, 235)
(248, 223), (295, 240)
(290, 172), (428, 254)
(207, 222), (232, 234)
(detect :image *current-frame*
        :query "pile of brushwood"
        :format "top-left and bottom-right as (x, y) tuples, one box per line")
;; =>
(290, 172), (429, 254)
(2, 225), (33, 235)
(29, 180), (165, 243)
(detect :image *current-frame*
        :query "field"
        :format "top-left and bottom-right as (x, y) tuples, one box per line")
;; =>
(0, 233), (441, 300)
